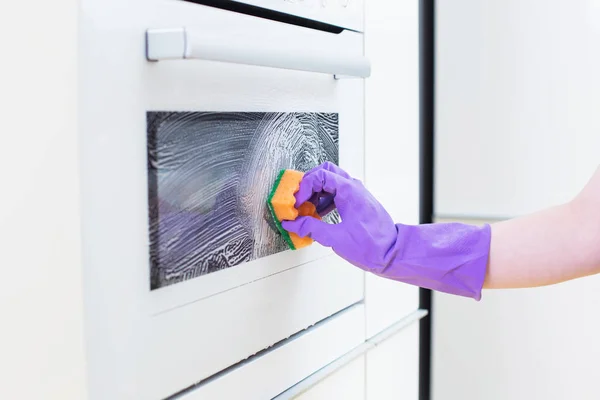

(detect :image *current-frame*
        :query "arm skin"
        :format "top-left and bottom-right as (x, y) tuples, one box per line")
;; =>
(484, 166), (600, 289)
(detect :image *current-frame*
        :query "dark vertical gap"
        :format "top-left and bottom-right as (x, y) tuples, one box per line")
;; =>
(419, 1), (435, 400)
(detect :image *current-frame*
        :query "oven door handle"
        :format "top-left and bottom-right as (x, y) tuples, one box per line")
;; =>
(145, 28), (371, 79)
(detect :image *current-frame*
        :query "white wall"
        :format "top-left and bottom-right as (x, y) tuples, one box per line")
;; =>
(434, 1), (600, 399)
(0, 1), (87, 399)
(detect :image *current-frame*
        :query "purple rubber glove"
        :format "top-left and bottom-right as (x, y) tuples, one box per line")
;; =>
(281, 162), (491, 300)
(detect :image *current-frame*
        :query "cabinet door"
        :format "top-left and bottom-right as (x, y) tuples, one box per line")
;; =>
(364, 0), (421, 336)
(366, 322), (419, 400)
(435, 0), (600, 219)
(294, 356), (365, 400)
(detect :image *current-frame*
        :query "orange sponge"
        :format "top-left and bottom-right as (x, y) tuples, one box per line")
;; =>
(267, 169), (321, 250)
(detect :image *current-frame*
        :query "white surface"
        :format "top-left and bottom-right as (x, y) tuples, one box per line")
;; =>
(294, 356), (365, 400)
(0, 1), (87, 400)
(80, 0), (364, 400)
(366, 321), (420, 400)
(364, 0), (420, 336)
(80, 1), (366, 399)
(141, 257), (363, 399)
(434, 1), (600, 399)
(276, 310), (427, 398)
(233, 0), (365, 32)
(146, 27), (371, 77)
(179, 304), (366, 400)
(436, 0), (600, 219)
(434, 278), (600, 400)
(0, 0), (425, 398)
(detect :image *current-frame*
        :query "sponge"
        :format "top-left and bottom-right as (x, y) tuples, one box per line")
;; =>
(267, 169), (321, 250)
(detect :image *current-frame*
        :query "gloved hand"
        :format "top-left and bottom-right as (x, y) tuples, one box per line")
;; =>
(281, 162), (491, 300)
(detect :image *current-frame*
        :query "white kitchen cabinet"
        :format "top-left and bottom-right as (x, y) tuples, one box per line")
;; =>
(366, 322), (420, 400)
(294, 356), (366, 400)
(434, 1), (600, 400)
(435, 0), (600, 219)
(364, 0), (421, 337)
(291, 320), (421, 400)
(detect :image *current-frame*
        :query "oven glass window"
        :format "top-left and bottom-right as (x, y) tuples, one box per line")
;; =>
(147, 112), (339, 289)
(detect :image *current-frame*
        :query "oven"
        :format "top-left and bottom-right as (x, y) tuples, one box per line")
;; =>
(80, 0), (370, 398)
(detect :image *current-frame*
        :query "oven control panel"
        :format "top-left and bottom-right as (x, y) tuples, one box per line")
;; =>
(232, 0), (364, 32)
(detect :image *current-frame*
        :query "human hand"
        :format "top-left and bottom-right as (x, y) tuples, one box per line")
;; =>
(281, 161), (491, 301)
(281, 162), (398, 271)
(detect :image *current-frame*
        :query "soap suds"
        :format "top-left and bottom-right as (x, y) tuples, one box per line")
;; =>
(147, 112), (339, 290)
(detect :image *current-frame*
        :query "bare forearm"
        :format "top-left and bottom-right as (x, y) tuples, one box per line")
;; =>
(484, 167), (600, 289)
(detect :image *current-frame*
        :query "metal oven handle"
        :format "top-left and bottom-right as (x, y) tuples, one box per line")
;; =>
(145, 28), (371, 79)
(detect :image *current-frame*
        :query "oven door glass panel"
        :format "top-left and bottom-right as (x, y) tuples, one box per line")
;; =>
(148, 111), (340, 289)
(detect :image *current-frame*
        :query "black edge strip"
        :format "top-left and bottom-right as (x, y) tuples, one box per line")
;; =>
(419, 1), (435, 400)
(182, 0), (345, 34)
(164, 301), (363, 400)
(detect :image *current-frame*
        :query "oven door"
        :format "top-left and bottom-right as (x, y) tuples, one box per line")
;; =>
(80, 1), (367, 399)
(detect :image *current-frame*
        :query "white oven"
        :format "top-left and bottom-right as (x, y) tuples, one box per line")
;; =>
(80, 0), (372, 399)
